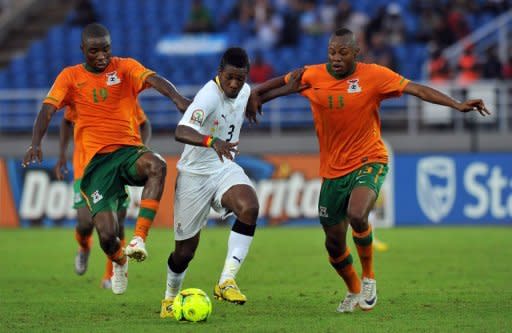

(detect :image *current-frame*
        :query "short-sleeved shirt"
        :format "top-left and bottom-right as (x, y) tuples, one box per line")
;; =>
(64, 101), (147, 180)
(44, 57), (154, 168)
(286, 62), (409, 179)
(176, 78), (251, 175)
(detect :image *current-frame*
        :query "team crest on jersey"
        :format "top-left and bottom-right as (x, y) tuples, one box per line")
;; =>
(106, 71), (121, 86)
(190, 109), (205, 126)
(91, 190), (103, 204)
(347, 79), (362, 93)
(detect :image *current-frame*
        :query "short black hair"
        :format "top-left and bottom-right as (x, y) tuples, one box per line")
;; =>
(331, 28), (357, 48)
(220, 47), (250, 70)
(333, 27), (353, 37)
(81, 23), (110, 43)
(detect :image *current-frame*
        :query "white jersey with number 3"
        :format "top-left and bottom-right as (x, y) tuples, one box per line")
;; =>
(177, 80), (250, 175)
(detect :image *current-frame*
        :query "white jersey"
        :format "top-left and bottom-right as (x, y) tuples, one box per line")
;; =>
(177, 79), (250, 175)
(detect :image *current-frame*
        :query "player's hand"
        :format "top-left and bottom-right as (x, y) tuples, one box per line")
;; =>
(176, 97), (192, 113)
(22, 145), (42, 168)
(53, 155), (69, 180)
(245, 92), (262, 124)
(457, 99), (490, 116)
(212, 139), (239, 162)
(284, 67), (309, 95)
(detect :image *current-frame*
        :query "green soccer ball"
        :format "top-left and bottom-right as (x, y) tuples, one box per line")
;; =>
(173, 288), (212, 322)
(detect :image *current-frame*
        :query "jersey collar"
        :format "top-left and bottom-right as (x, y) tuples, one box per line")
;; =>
(214, 75), (238, 101)
(326, 62), (357, 80)
(83, 63), (106, 74)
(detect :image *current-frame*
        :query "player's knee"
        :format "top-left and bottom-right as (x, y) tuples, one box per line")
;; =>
(238, 203), (259, 224)
(75, 222), (94, 236)
(325, 237), (345, 257)
(346, 209), (368, 232)
(147, 156), (167, 179)
(76, 210), (93, 234)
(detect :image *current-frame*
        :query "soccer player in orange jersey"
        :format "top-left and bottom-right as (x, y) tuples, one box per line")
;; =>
(22, 23), (190, 295)
(249, 28), (489, 313)
(54, 102), (151, 289)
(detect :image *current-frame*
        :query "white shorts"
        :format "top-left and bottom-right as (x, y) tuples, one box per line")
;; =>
(173, 163), (254, 241)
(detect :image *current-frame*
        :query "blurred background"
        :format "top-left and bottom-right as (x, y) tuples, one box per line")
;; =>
(0, 0), (511, 228)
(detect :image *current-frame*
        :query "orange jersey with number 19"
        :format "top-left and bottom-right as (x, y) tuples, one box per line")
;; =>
(286, 62), (409, 179)
(44, 57), (154, 168)
(64, 102), (147, 179)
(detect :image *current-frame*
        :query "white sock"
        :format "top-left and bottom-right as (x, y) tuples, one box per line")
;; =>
(219, 231), (253, 284)
(165, 266), (187, 299)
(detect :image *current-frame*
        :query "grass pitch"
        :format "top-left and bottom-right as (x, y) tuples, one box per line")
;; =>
(0, 226), (511, 332)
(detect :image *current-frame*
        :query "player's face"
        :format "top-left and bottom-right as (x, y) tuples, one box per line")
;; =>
(218, 65), (248, 98)
(328, 35), (359, 76)
(81, 36), (112, 72)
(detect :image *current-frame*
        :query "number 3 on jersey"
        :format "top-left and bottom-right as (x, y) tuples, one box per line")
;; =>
(92, 88), (108, 103)
(226, 124), (235, 142)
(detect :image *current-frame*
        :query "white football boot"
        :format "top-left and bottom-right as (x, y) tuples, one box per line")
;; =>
(125, 236), (148, 262)
(111, 261), (128, 295)
(337, 292), (361, 313)
(359, 278), (377, 310)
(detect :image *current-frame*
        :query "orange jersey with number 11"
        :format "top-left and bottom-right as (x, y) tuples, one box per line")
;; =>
(287, 62), (409, 179)
(44, 57), (155, 168)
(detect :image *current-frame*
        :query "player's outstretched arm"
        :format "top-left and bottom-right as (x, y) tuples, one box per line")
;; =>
(404, 81), (490, 116)
(145, 74), (191, 113)
(246, 69), (308, 123)
(140, 118), (152, 144)
(175, 125), (238, 162)
(53, 117), (73, 180)
(22, 103), (58, 167)
(259, 68), (308, 104)
(252, 75), (287, 96)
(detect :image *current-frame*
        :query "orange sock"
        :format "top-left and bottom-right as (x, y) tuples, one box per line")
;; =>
(329, 248), (361, 293)
(103, 239), (125, 280)
(75, 230), (92, 252)
(104, 259), (113, 280)
(134, 199), (159, 240)
(352, 225), (374, 279)
(108, 244), (126, 265)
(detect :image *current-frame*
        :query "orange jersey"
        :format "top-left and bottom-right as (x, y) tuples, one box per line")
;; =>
(286, 63), (409, 179)
(44, 57), (154, 168)
(64, 102), (147, 179)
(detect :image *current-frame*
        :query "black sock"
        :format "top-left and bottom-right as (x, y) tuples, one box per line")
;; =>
(232, 219), (256, 236)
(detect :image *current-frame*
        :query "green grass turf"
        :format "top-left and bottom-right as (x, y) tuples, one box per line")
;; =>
(0, 226), (511, 333)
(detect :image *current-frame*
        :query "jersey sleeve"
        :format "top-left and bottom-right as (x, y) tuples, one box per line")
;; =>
(178, 83), (220, 132)
(284, 66), (313, 97)
(135, 102), (147, 125)
(43, 69), (73, 109)
(63, 106), (76, 122)
(373, 64), (410, 98)
(123, 58), (156, 93)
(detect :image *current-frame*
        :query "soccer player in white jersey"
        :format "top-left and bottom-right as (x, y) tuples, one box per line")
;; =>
(160, 48), (259, 318)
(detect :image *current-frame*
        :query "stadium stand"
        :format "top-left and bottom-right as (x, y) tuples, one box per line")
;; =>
(0, 0), (509, 133)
